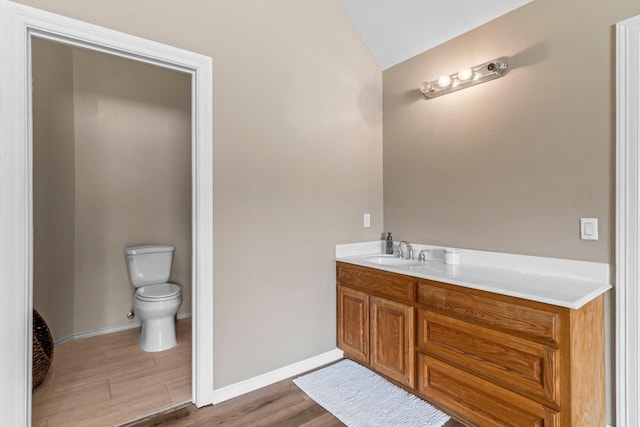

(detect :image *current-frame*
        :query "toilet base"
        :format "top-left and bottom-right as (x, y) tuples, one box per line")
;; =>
(138, 316), (178, 352)
(132, 291), (182, 352)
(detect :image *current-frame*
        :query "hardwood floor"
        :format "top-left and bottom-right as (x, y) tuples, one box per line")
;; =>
(133, 379), (345, 427)
(32, 318), (191, 426)
(132, 370), (466, 427)
(33, 319), (466, 426)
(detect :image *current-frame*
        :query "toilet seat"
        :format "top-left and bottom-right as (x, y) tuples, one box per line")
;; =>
(135, 283), (181, 302)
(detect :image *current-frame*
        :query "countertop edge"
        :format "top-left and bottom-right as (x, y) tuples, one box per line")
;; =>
(335, 254), (612, 310)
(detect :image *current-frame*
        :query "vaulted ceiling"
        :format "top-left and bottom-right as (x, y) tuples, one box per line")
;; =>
(340, 0), (533, 70)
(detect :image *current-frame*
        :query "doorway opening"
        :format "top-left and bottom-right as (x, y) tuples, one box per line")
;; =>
(31, 37), (194, 425)
(0, 3), (213, 424)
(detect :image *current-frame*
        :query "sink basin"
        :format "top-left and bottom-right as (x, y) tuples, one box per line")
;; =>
(362, 255), (421, 266)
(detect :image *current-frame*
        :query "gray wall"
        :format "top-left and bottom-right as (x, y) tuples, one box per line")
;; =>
(382, 0), (640, 263)
(32, 38), (193, 338)
(32, 38), (76, 340)
(72, 47), (192, 332)
(382, 0), (640, 424)
(22, 0), (384, 389)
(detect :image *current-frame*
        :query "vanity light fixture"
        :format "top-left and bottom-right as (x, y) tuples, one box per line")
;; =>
(420, 57), (509, 99)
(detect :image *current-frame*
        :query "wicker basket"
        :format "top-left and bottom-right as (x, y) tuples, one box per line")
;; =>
(32, 309), (54, 390)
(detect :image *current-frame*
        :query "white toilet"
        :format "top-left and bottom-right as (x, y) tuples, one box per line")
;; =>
(124, 244), (182, 352)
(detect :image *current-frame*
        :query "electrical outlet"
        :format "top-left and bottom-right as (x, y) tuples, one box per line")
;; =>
(363, 213), (371, 228)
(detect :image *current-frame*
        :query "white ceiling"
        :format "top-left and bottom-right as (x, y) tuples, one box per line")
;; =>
(340, 0), (533, 70)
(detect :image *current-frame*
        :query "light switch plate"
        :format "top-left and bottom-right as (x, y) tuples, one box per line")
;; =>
(363, 213), (371, 228)
(580, 218), (598, 240)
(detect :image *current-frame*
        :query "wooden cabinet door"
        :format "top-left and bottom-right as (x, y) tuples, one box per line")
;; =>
(370, 296), (414, 387)
(337, 285), (369, 364)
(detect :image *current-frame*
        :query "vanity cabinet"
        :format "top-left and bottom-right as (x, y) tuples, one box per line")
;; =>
(337, 263), (415, 387)
(336, 262), (606, 427)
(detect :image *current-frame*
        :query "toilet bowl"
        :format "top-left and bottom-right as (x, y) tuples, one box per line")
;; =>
(125, 245), (182, 352)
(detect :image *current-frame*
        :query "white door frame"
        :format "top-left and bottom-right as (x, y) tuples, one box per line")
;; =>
(616, 13), (640, 427)
(0, 3), (214, 425)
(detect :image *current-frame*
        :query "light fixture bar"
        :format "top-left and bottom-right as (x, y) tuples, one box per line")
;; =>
(420, 57), (509, 99)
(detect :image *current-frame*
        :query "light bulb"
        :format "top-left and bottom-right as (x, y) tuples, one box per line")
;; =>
(457, 68), (473, 82)
(420, 82), (432, 94)
(437, 75), (452, 88)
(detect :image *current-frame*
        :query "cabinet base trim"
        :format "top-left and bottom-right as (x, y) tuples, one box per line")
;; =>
(212, 349), (344, 404)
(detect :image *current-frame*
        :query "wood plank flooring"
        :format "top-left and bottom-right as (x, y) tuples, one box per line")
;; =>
(32, 318), (191, 427)
(132, 371), (466, 427)
(33, 318), (466, 426)
(130, 379), (344, 427)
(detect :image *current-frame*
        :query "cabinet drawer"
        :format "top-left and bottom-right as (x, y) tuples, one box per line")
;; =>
(417, 354), (559, 427)
(417, 310), (559, 407)
(417, 281), (561, 346)
(337, 263), (415, 303)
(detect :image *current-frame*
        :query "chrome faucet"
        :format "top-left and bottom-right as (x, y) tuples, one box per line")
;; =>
(418, 249), (430, 262)
(399, 241), (412, 259)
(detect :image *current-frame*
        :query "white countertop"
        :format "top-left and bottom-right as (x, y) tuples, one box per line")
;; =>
(335, 241), (611, 309)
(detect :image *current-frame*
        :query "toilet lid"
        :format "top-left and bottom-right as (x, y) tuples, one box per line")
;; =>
(136, 283), (181, 301)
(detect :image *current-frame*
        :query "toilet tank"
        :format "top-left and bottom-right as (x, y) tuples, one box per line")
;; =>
(124, 244), (175, 287)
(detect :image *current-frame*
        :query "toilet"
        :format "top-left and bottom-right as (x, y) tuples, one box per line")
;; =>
(124, 244), (182, 352)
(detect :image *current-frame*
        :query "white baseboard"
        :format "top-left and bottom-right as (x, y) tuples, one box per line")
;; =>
(211, 348), (344, 404)
(54, 312), (192, 346)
